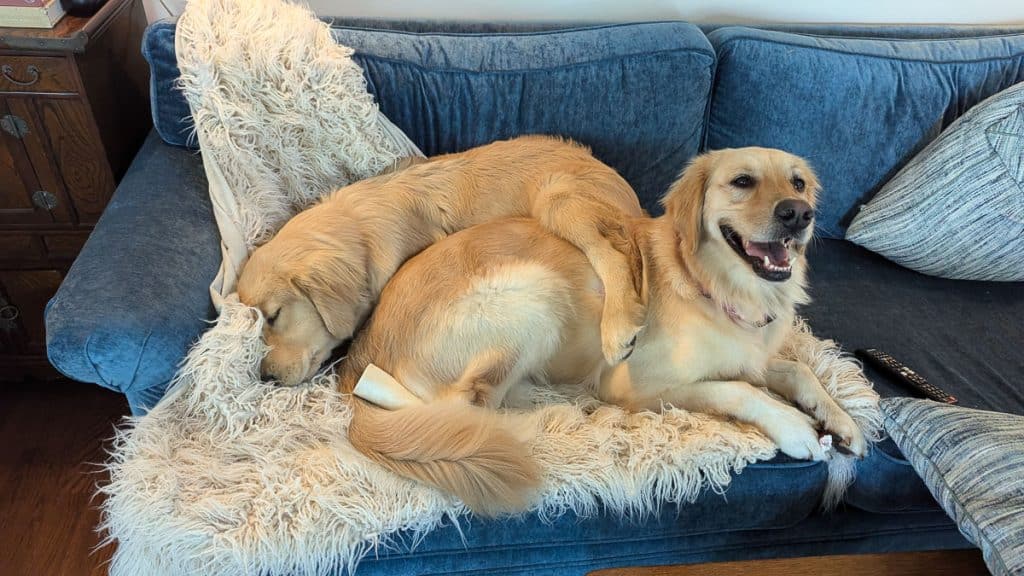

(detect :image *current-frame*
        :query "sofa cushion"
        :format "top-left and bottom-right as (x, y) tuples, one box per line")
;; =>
(356, 457), (817, 574)
(348, 461), (968, 575)
(847, 81), (1024, 280)
(143, 20), (716, 213)
(883, 398), (1024, 576)
(706, 27), (1024, 238)
(801, 239), (1024, 416)
(800, 239), (1024, 515)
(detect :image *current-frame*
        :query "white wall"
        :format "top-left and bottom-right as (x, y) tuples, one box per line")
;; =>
(144, 0), (1024, 25)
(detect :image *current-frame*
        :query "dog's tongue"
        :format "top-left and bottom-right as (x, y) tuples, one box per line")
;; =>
(744, 240), (790, 267)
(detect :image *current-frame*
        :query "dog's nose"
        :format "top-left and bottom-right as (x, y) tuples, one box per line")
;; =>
(261, 371), (277, 383)
(774, 199), (814, 232)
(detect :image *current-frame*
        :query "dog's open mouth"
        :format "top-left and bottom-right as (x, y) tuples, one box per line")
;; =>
(721, 225), (793, 282)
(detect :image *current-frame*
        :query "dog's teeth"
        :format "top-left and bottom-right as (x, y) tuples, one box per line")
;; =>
(763, 255), (770, 267)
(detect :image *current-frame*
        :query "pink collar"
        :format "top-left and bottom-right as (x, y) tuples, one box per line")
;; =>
(699, 287), (775, 329)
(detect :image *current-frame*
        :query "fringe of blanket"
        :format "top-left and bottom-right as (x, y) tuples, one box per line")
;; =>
(99, 306), (880, 576)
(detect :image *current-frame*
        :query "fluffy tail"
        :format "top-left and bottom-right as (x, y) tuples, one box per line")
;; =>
(347, 398), (541, 516)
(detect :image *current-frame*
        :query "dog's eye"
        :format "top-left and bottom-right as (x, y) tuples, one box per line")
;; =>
(792, 177), (806, 192)
(731, 175), (754, 188)
(266, 308), (281, 327)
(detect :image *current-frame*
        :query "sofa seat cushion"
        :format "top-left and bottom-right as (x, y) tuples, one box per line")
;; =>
(144, 20), (716, 214)
(802, 239), (1024, 416)
(706, 26), (1024, 238)
(354, 458), (828, 575)
(349, 463), (968, 575)
(800, 239), (1024, 515)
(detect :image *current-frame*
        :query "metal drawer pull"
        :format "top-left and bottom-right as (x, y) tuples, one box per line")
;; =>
(0, 305), (18, 322)
(1, 114), (28, 138)
(32, 190), (58, 210)
(2, 64), (40, 87)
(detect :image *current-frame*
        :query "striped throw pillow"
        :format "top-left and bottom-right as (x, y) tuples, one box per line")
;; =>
(847, 82), (1024, 281)
(882, 398), (1024, 576)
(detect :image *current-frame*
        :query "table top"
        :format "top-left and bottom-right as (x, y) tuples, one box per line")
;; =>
(0, 0), (133, 53)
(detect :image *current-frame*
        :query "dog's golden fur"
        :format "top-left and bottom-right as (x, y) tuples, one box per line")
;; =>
(237, 136), (645, 386)
(341, 147), (867, 516)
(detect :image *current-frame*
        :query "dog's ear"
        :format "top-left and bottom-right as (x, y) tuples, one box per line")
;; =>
(662, 153), (713, 255)
(290, 254), (367, 341)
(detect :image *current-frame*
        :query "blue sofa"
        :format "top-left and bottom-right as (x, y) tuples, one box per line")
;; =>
(45, 18), (1024, 574)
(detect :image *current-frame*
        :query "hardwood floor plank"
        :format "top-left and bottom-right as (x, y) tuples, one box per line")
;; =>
(589, 550), (990, 576)
(0, 381), (126, 576)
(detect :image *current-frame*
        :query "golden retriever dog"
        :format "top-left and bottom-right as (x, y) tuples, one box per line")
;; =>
(340, 147), (867, 515)
(237, 136), (646, 386)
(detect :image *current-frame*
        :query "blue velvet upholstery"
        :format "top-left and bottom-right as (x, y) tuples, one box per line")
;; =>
(45, 131), (219, 412)
(144, 20), (715, 214)
(143, 22), (197, 148)
(706, 26), (1024, 238)
(800, 240), (1024, 417)
(345, 459), (967, 575)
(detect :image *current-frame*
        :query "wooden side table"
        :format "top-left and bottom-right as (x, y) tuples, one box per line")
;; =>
(0, 0), (150, 381)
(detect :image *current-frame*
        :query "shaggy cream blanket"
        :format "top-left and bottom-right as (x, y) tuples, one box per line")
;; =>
(99, 1), (883, 575)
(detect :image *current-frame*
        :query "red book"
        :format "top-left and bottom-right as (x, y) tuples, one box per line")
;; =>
(0, 0), (47, 7)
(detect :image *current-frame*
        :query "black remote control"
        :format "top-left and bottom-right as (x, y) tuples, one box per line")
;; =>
(854, 348), (957, 404)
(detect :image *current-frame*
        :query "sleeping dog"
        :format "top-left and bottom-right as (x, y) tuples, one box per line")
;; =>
(237, 136), (646, 386)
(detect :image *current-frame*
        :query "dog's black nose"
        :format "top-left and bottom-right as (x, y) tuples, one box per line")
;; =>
(774, 199), (814, 231)
(261, 372), (277, 383)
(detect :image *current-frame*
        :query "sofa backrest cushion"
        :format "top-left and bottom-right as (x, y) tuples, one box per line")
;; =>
(144, 20), (715, 214)
(706, 26), (1024, 238)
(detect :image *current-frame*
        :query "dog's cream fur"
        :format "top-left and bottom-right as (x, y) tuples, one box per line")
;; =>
(237, 136), (646, 386)
(341, 147), (867, 516)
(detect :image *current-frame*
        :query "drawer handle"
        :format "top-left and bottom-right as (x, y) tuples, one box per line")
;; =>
(0, 305), (18, 322)
(32, 190), (58, 210)
(1, 64), (40, 87)
(1, 114), (28, 138)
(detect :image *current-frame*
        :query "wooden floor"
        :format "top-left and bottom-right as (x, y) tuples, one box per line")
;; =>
(0, 380), (126, 576)
(0, 380), (989, 576)
(592, 550), (989, 576)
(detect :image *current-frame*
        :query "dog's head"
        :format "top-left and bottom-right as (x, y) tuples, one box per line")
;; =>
(662, 147), (820, 283)
(237, 217), (371, 387)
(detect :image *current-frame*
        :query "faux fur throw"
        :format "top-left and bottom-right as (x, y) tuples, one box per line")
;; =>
(99, 1), (883, 575)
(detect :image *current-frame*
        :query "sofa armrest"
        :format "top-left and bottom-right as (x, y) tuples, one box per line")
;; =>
(46, 131), (220, 401)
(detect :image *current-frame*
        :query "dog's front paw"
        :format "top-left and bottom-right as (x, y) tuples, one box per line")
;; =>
(763, 404), (830, 462)
(600, 296), (645, 364)
(819, 406), (867, 458)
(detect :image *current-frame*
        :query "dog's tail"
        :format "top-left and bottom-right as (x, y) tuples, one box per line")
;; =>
(347, 397), (541, 516)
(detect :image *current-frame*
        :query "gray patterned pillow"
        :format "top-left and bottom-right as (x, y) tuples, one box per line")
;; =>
(847, 82), (1024, 281)
(882, 398), (1024, 575)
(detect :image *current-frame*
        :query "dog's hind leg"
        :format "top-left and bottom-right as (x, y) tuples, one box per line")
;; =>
(444, 348), (520, 409)
(531, 174), (645, 364)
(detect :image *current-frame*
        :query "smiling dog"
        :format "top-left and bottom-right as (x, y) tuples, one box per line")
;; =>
(340, 147), (867, 515)
(237, 136), (646, 386)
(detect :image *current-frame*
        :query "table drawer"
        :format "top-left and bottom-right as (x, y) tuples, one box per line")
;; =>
(42, 233), (87, 260)
(0, 56), (77, 94)
(0, 234), (44, 264)
(0, 232), (89, 267)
